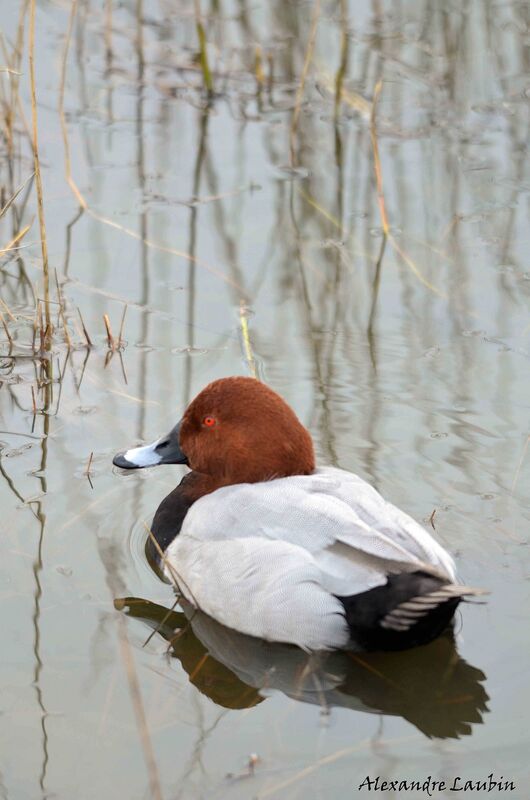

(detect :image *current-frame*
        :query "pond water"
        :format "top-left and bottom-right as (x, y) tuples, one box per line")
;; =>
(1, 1), (529, 798)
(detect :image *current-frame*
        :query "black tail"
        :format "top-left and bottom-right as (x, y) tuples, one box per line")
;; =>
(337, 571), (485, 652)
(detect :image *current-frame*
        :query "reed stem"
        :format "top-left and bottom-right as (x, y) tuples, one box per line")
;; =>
(29, 0), (52, 345)
(194, 0), (213, 95)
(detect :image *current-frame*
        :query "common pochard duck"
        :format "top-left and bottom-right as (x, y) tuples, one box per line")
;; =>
(113, 376), (484, 652)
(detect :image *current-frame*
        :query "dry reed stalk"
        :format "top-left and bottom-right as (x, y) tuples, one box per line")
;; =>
(99, 386), (157, 405)
(367, 81), (389, 338)
(0, 66), (22, 76)
(298, 188), (343, 229)
(188, 653), (209, 682)
(439, 215), (459, 242)
(117, 351), (128, 385)
(32, 300), (39, 350)
(54, 269), (72, 348)
(71, 315), (85, 343)
(103, 314), (115, 349)
(315, 66), (371, 118)
(370, 80), (389, 235)
(76, 307), (92, 347)
(142, 522), (198, 606)
(267, 52), (274, 95)
(3, 0), (29, 159)
(139, 595), (182, 649)
(117, 304), (127, 348)
(88, 210), (242, 291)
(28, 0), (52, 341)
(31, 384), (37, 414)
(254, 45), (265, 86)
(104, 0), (112, 64)
(53, 268), (62, 327)
(239, 301), (257, 379)
(0, 66), (23, 75)
(289, 0), (321, 165)
(0, 296), (16, 321)
(510, 434), (530, 497)
(334, 0), (349, 120)
(0, 51), (15, 159)
(0, 172), (35, 219)
(37, 299), (43, 337)
(35, 299), (52, 355)
(140, 524), (196, 649)
(85, 451), (94, 489)
(58, 0), (85, 209)
(367, 235), (387, 345)
(0, 310), (13, 346)
(40, 324), (51, 354)
(0, 220), (33, 254)
(13, 88), (32, 144)
(194, 0), (213, 94)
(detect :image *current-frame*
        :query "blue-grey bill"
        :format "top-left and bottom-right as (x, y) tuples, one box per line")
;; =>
(113, 421), (187, 469)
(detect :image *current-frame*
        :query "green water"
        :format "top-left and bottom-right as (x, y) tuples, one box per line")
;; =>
(1, 1), (529, 797)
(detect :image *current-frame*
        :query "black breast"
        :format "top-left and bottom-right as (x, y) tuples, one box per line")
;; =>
(145, 476), (197, 568)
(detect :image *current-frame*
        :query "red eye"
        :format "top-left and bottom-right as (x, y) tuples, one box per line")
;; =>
(203, 416), (216, 428)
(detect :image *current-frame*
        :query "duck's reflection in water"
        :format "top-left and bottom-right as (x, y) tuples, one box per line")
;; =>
(116, 597), (488, 740)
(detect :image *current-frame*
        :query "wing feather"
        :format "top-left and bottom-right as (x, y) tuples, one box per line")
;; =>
(165, 536), (349, 650)
(179, 467), (456, 589)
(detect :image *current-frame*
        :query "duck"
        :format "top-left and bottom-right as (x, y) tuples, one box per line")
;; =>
(113, 376), (484, 652)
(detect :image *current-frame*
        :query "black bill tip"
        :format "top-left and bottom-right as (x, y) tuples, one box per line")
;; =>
(113, 452), (139, 469)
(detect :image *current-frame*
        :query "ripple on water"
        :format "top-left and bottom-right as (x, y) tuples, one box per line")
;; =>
(126, 515), (170, 589)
